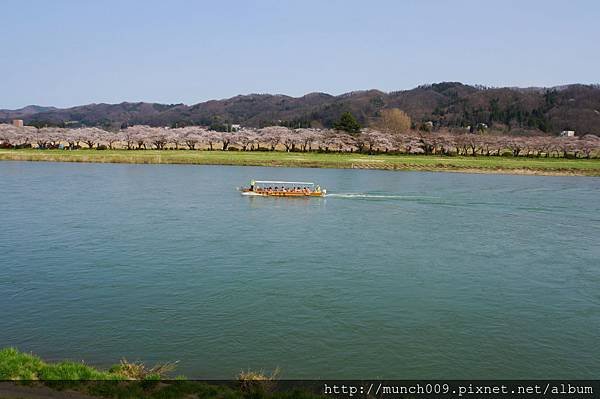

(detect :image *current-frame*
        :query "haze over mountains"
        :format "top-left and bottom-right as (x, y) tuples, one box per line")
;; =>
(2, 82), (599, 135)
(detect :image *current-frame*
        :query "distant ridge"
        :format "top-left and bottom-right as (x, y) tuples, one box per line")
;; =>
(0, 105), (57, 119)
(1, 83), (599, 135)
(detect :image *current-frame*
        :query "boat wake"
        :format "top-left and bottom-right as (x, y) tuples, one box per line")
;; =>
(325, 193), (439, 201)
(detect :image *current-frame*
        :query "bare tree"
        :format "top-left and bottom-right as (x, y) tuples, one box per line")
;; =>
(373, 108), (411, 136)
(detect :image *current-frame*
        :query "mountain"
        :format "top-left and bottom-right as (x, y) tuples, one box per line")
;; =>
(0, 105), (57, 119)
(2, 83), (599, 135)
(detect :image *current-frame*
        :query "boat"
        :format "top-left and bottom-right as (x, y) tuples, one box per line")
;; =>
(240, 180), (326, 197)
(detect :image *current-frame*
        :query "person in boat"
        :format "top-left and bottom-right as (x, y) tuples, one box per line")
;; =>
(249, 180), (256, 191)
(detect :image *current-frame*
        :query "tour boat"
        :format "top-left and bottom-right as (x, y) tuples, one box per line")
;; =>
(240, 180), (326, 197)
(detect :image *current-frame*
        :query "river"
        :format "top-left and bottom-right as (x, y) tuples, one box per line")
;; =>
(1, 161), (599, 378)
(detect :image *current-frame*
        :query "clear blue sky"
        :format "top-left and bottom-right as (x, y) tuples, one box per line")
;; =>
(1, 0), (598, 109)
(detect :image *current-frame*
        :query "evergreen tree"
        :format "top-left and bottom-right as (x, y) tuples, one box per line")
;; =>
(333, 112), (361, 134)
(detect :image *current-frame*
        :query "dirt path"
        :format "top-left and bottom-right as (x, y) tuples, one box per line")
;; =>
(0, 383), (99, 399)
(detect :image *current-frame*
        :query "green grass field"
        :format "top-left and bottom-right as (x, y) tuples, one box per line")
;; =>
(1, 149), (599, 175)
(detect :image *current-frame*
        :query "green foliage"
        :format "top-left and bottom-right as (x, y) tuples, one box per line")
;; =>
(418, 122), (432, 132)
(369, 96), (385, 109)
(277, 119), (311, 128)
(0, 348), (45, 380)
(38, 361), (114, 380)
(0, 347), (119, 380)
(0, 348), (330, 398)
(0, 348), (179, 381)
(209, 122), (239, 132)
(333, 112), (361, 134)
(1, 149), (598, 175)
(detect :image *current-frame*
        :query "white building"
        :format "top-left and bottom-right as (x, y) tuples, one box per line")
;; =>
(560, 130), (575, 137)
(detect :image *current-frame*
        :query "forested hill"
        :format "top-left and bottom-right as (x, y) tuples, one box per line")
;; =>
(2, 82), (599, 135)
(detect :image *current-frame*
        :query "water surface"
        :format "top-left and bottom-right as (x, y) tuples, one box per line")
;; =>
(1, 161), (599, 378)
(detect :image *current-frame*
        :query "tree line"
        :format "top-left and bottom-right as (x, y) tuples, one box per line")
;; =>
(1, 111), (598, 158)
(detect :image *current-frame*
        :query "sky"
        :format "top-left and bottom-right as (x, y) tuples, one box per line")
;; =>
(1, 0), (599, 109)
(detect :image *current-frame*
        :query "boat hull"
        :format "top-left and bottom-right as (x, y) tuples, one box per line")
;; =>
(241, 189), (324, 197)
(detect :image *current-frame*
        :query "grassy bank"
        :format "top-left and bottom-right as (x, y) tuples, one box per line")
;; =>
(0, 347), (164, 380)
(0, 348), (318, 398)
(1, 148), (599, 176)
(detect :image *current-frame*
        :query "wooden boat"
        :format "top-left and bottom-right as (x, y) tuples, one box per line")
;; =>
(240, 180), (326, 197)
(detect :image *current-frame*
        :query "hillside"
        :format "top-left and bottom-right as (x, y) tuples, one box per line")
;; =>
(2, 82), (599, 135)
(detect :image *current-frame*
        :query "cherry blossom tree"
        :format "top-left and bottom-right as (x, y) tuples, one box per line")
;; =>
(280, 128), (299, 152)
(219, 131), (232, 150)
(580, 135), (599, 158)
(180, 127), (205, 150)
(202, 130), (221, 150)
(359, 129), (394, 153)
(2, 121), (597, 158)
(295, 128), (319, 152)
(234, 128), (256, 151)
(168, 128), (186, 150)
(79, 127), (108, 149)
(259, 126), (287, 151)
(396, 132), (423, 154)
(506, 137), (525, 157)
(105, 131), (121, 150)
(0, 124), (16, 147)
(322, 131), (355, 152)
(146, 127), (170, 150)
(122, 128), (138, 150)
(124, 125), (152, 149)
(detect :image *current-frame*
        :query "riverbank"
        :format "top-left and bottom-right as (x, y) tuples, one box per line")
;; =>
(0, 348), (303, 398)
(1, 149), (599, 176)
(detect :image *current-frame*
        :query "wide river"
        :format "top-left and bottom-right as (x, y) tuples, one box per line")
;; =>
(1, 161), (599, 378)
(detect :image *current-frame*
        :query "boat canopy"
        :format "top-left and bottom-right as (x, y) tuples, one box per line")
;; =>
(253, 180), (314, 186)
